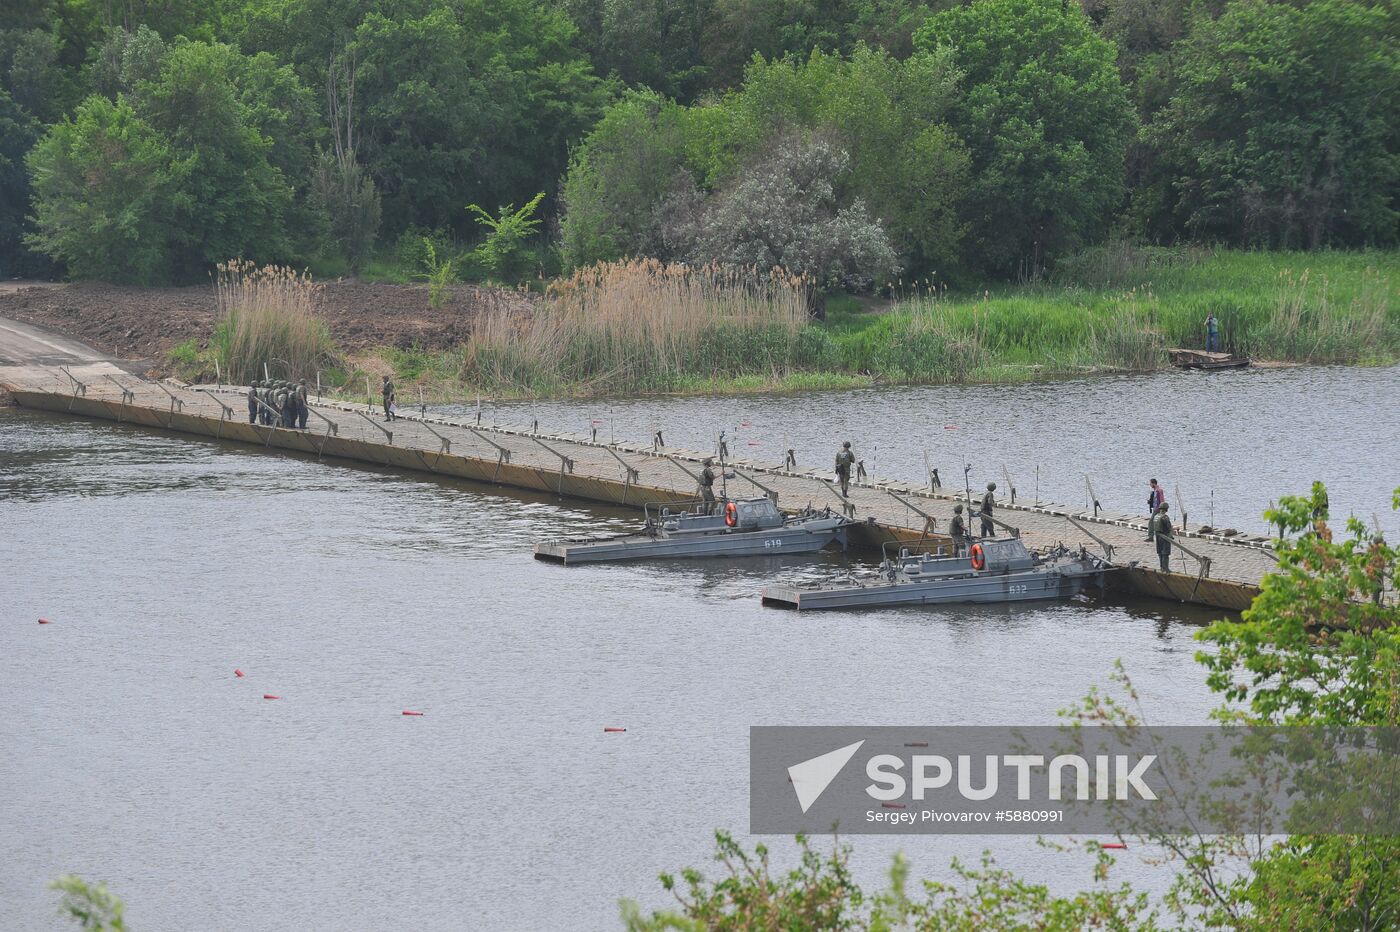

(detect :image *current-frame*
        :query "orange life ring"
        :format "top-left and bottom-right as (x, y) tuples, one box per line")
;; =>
(724, 501), (738, 527)
(969, 543), (986, 571)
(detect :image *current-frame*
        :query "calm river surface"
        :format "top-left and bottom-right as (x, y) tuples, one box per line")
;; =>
(2, 365), (1397, 930)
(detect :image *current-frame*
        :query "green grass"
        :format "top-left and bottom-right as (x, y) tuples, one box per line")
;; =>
(335, 248), (1397, 400)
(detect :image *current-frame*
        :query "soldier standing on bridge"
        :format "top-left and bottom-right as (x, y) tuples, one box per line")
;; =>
(296, 379), (309, 429)
(1146, 478), (1166, 540)
(382, 375), (396, 422)
(247, 381), (259, 424)
(1152, 502), (1174, 571)
(979, 482), (997, 537)
(699, 458), (717, 515)
(835, 441), (856, 497)
(949, 503), (968, 555)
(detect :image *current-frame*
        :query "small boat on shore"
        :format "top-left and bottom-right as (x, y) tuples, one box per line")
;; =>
(1168, 348), (1250, 370)
(534, 496), (852, 564)
(760, 538), (1111, 611)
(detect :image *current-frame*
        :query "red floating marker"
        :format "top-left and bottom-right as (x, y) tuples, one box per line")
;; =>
(944, 425), (957, 430)
(262, 694), (281, 700)
(591, 419), (604, 424)
(904, 741), (928, 747)
(603, 727), (627, 733)
(747, 441), (761, 446)
(1102, 843), (1127, 849)
(37, 618), (52, 625)
(234, 669), (245, 678)
(741, 421), (751, 427)
(402, 710), (424, 716)
(881, 802), (907, 809)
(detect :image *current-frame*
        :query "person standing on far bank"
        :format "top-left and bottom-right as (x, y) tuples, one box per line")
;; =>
(1146, 478), (1166, 540)
(382, 375), (396, 422)
(835, 441), (856, 497)
(1205, 312), (1220, 352)
(1152, 502), (1174, 571)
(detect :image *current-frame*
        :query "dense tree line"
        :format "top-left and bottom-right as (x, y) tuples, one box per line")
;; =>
(0, 0), (1395, 284)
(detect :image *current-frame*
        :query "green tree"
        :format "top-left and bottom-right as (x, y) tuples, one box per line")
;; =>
(915, 0), (1134, 276)
(725, 46), (968, 278)
(559, 89), (694, 267)
(332, 0), (609, 237)
(1146, 0), (1400, 248)
(26, 94), (186, 282)
(27, 34), (313, 282)
(0, 87), (46, 276)
(466, 191), (546, 283)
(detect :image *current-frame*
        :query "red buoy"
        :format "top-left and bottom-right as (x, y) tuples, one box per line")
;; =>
(234, 669), (245, 678)
(881, 802), (907, 809)
(1102, 843), (1127, 849)
(603, 727), (627, 733)
(402, 710), (424, 716)
(262, 694), (281, 700)
(37, 618), (52, 625)
(944, 425), (957, 430)
(904, 741), (928, 747)
(747, 441), (761, 446)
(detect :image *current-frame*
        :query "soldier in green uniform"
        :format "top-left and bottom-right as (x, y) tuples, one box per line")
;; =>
(1152, 502), (1173, 571)
(949, 503), (968, 555)
(699, 458), (717, 515)
(247, 381), (259, 424)
(296, 379), (310, 429)
(274, 384), (291, 427)
(382, 375), (396, 422)
(834, 441), (856, 497)
(979, 482), (997, 538)
(260, 382), (274, 425)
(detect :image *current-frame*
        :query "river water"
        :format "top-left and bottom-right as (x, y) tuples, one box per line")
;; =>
(2, 365), (1397, 930)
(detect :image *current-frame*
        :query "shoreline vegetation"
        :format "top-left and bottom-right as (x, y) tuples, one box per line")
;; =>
(183, 246), (1398, 402)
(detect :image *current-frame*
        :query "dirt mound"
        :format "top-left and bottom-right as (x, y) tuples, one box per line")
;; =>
(0, 279), (532, 365)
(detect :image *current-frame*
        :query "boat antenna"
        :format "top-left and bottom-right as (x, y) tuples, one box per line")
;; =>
(718, 430), (728, 501)
(963, 455), (973, 513)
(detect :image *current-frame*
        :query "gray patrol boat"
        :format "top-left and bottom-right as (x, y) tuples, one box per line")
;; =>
(760, 537), (1110, 610)
(534, 496), (851, 565)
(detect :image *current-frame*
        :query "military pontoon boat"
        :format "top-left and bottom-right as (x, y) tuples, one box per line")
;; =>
(760, 537), (1111, 610)
(534, 496), (852, 565)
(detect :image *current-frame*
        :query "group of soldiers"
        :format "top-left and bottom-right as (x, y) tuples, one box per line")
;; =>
(247, 378), (310, 429)
(704, 440), (1181, 575)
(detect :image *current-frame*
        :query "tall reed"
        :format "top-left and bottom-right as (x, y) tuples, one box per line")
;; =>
(211, 261), (337, 384)
(460, 259), (809, 393)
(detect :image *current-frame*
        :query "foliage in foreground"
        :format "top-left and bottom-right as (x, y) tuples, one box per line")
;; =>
(619, 831), (1153, 931)
(51, 876), (125, 931)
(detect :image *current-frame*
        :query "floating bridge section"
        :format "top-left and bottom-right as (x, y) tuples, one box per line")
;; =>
(2, 361), (1279, 611)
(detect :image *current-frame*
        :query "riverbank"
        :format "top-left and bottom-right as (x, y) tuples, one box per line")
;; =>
(344, 248), (1398, 401)
(3, 247), (1394, 399)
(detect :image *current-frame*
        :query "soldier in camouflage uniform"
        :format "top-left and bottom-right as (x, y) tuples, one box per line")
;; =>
(949, 503), (968, 555)
(834, 441), (856, 497)
(699, 458), (717, 515)
(979, 482), (997, 538)
(296, 379), (310, 429)
(247, 381), (260, 424)
(1152, 502), (1174, 571)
